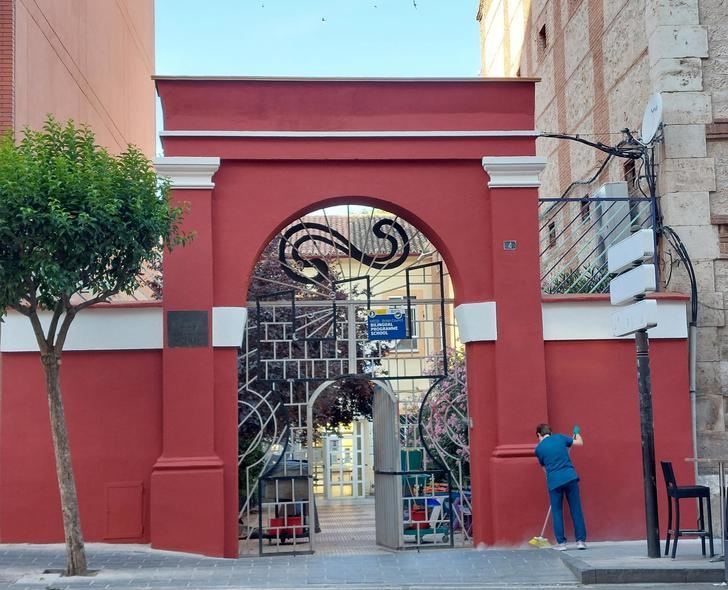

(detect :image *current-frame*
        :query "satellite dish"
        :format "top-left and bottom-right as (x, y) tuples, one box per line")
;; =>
(640, 93), (663, 143)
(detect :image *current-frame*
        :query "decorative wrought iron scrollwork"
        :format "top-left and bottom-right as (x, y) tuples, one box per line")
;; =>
(278, 219), (411, 285)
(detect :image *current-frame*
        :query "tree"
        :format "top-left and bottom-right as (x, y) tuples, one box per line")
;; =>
(0, 118), (188, 576)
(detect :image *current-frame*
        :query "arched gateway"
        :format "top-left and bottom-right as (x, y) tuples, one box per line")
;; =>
(0, 78), (694, 558)
(238, 204), (466, 555)
(153, 76), (553, 557)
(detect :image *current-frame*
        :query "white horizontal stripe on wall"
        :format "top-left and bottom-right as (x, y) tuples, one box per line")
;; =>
(542, 300), (688, 341)
(1, 301), (686, 352)
(0, 307), (164, 352)
(0, 306), (250, 352)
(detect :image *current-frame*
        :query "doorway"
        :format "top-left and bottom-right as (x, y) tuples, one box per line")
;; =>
(237, 205), (470, 556)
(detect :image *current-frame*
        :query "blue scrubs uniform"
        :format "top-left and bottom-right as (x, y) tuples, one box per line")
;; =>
(535, 434), (587, 544)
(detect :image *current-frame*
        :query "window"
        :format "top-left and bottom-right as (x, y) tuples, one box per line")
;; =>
(388, 296), (418, 352)
(548, 222), (557, 247)
(623, 160), (644, 227)
(538, 25), (548, 59)
(623, 160), (637, 195)
(580, 199), (590, 223)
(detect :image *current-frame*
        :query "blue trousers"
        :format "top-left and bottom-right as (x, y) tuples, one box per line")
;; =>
(549, 479), (587, 543)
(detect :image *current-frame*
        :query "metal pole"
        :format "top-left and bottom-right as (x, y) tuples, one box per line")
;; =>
(635, 328), (660, 558)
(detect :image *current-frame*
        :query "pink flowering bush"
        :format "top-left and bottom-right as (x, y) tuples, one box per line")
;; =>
(422, 347), (470, 474)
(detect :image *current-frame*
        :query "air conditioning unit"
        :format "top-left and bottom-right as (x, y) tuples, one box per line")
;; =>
(593, 182), (648, 267)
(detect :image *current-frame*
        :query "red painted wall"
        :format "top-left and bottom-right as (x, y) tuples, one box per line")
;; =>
(155, 78), (543, 554)
(157, 78), (536, 132)
(210, 160), (495, 307)
(0, 79), (696, 555)
(0, 350), (162, 543)
(544, 338), (693, 541)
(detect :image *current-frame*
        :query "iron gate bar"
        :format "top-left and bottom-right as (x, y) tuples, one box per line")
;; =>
(543, 210), (651, 283)
(251, 298), (455, 307)
(291, 292), (337, 343)
(406, 261), (448, 378)
(538, 196), (652, 233)
(373, 468), (455, 549)
(333, 275), (372, 307)
(540, 199), (653, 279)
(540, 198), (632, 258)
(242, 205), (468, 555)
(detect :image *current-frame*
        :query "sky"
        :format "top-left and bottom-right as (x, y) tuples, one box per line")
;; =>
(155, 0), (482, 78)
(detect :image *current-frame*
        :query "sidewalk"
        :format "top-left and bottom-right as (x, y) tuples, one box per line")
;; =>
(0, 543), (574, 590)
(558, 539), (725, 584)
(0, 540), (724, 589)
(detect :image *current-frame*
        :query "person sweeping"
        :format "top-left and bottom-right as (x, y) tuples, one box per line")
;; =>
(535, 423), (587, 551)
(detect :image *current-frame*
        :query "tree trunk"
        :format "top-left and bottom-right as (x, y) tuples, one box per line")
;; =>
(41, 353), (88, 576)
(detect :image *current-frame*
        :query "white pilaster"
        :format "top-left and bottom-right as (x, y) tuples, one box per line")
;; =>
(153, 157), (221, 189)
(481, 156), (548, 188)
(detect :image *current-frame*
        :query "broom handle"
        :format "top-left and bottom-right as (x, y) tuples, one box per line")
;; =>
(540, 506), (551, 537)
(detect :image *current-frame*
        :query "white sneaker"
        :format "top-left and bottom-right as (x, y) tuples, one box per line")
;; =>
(553, 543), (568, 551)
(576, 540), (587, 550)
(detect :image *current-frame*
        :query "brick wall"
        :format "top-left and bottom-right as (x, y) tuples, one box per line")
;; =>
(479, 0), (728, 503)
(0, 0), (14, 132)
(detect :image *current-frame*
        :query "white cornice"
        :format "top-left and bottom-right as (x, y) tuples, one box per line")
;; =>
(153, 157), (221, 189)
(159, 130), (539, 139)
(482, 156), (547, 188)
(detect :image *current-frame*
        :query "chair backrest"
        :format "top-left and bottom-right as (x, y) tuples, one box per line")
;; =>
(661, 460), (677, 489)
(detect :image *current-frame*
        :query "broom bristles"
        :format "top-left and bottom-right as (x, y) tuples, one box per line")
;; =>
(528, 535), (551, 548)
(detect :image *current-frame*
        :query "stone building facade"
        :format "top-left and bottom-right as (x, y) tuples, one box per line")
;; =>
(478, 0), (728, 473)
(0, 0), (155, 155)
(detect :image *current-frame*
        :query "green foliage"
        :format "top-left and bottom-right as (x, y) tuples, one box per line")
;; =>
(542, 265), (610, 294)
(0, 117), (188, 317)
(422, 346), (469, 473)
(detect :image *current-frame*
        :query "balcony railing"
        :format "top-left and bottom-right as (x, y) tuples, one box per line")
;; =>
(539, 196), (658, 294)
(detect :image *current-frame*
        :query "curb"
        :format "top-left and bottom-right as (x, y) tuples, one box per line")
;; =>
(559, 552), (725, 584)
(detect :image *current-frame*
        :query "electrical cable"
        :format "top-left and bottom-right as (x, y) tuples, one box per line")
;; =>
(661, 225), (698, 323)
(561, 153), (614, 199)
(541, 125), (699, 478)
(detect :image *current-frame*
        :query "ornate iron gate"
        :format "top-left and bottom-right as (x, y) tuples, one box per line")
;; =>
(237, 206), (471, 556)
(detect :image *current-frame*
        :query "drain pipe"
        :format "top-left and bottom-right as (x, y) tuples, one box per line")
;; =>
(689, 320), (698, 480)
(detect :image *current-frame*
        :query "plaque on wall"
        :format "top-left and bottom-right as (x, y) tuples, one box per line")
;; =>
(167, 310), (209, 348)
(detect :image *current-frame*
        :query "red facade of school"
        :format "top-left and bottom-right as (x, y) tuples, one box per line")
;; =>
(0, 79), (693, 556)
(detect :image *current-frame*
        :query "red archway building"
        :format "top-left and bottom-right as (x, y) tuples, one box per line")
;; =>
(0, 78), (693, 557)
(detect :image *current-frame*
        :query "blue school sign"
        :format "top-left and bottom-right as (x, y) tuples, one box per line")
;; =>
(367, 309), (407, 340)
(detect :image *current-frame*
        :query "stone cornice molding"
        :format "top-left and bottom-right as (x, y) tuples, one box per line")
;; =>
(153, 157), (221, 189)
(482, 156), (547, 188)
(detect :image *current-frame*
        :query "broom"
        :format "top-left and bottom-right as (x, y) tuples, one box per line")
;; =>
(528, 506), (552, 548)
